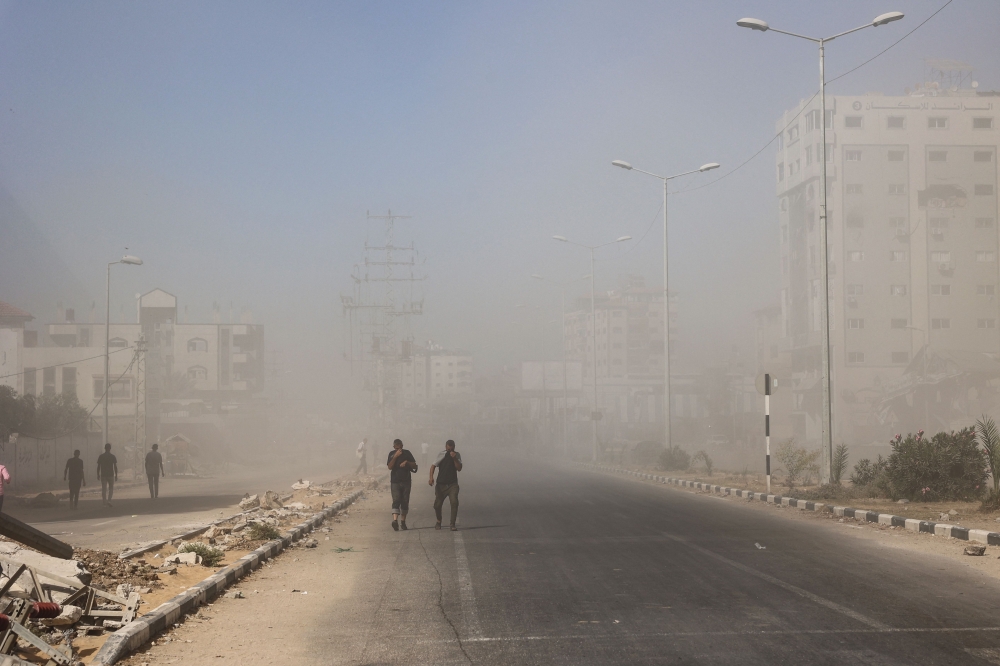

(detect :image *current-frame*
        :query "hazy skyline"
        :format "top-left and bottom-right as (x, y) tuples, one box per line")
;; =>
(1, 0), (996, 406)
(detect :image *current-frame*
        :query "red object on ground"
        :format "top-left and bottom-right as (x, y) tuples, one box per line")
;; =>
(0, 615), (8, 632)
(29, 602), (61, 619)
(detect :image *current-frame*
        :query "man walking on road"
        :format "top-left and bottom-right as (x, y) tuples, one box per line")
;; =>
(97, 443), (118, 507)
(386, 438), (417, 531)
(145, 443), (166, 499)
(64, 450), (85, 509)
(429, 439), (462, 531)
(355, 438), (368, 476)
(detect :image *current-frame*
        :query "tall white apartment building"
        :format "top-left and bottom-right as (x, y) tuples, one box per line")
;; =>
(776, 73), (999, 445)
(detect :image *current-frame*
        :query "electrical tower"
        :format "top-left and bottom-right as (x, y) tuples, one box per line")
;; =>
(342, 211), (424, 430)
(132, 334), (146, 480)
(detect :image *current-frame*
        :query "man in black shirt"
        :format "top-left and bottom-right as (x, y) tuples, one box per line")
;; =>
(386, 439), (417, 531)
(63, 450), (85, 509)
(145, 443), (166, 499)
(96, 443), (118, 507)
(428, 439), (463, 531)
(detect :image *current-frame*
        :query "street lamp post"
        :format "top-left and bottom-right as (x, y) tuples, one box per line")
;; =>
(532, 273), (591, 455)
(611, 160), (719, 451)
(104, 255), (143, 448)
(737, 10), (904, 482)
(552, 235), (632, 461)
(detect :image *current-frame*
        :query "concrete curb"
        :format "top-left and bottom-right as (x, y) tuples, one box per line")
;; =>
(91, 478), (383, 665)
(582, 463), (1000, 547)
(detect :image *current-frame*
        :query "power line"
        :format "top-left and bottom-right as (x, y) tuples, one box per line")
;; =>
(0, 347), (133, 380)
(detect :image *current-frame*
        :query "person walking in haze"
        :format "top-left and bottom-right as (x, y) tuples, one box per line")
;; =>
(145, 443), (166, 499)
(64, 450), (85, 509)
(0, 461), (11, 513)
(97, 443), (118, 507)
(386, 438), (417, 531)
(429, 439), (463, 531)
(355, 438), (368, 476)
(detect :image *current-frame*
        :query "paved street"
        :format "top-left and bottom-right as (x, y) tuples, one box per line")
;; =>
(133, 449), (1000, 665)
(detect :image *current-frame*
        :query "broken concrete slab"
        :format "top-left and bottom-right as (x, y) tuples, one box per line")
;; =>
(0, 543), (91, 587)
(238, 494), (260, 510)
(162, 552), (200, 565)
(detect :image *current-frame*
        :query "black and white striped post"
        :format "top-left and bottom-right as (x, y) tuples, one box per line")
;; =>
(755, 372), (777, 494)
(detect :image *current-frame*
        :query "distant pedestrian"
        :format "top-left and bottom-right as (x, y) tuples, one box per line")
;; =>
(386, 438), (417, 531)
(355, 438), (368, 475)
(421, 441), (429, 469)
(96, 443), (118, 507)
(64, 450), (85, 509)
(145, 443), (166, 499)
(429, 439), (463, 531)
(0, 462), (11, 513)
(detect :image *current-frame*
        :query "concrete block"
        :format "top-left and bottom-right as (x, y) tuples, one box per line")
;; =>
(833, 506), (846, 517)
(877, 514), (894, 526)
(934, 523), (954, 537)
(969, 529), (992, 544)
(904, 518), (921, 531)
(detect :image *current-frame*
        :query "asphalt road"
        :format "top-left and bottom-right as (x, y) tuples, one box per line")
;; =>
(7, 458), (353, 551)
(314, 450), (1000, 665)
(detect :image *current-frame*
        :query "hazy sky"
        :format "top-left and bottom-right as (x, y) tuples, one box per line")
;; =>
(1, 0), (996, 402)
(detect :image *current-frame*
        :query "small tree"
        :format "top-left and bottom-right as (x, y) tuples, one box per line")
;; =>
(831, 443), (850, 485)
(850, 456), (888, 490)
(691, 450), (714, 476)
(774, 438), (820, 489)
(976, 416), (1000, 507)
(658, 445), (690, 472)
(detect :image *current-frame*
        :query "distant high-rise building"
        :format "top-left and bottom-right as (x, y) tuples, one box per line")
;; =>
(775, 68), (999, 445)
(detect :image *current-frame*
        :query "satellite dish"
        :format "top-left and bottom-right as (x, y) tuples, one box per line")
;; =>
(972, 80), (980, 89)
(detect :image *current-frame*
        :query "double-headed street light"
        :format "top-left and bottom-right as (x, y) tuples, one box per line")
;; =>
(552, 235), (632, 461)
(737, 10), (904, 483)
(611, 160), (719, 451)
(105, 255), (143, 449)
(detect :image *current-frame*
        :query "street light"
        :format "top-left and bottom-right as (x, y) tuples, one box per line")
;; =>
(611, 159), (719, 452)
(737, 10), (904, 483)
(104, 255), (143, 450)
(552, 235), (632, 461)
(533, 273), (592, 455)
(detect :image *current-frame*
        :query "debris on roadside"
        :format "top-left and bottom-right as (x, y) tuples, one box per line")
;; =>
(965, 545), (987, 556)
(754, 542), (766, 550)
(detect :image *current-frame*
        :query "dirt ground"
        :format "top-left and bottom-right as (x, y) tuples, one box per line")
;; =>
(115, 485), (389, 666)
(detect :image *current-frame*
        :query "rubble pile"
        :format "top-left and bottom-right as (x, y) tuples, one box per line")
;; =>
(75, 549), (164, 591)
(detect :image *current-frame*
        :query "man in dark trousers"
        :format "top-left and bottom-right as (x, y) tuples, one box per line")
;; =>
(386, 438), (417, 531)
(145, 443), (166, 499)
(428, 439), (463, 531)
(96, 443), (118, 507)
(63, 450), (85, 509)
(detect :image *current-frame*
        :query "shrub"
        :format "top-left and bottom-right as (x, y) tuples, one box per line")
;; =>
(658, 445), (690, 472)
(831, 444), (850, 485)
(883, 429), (987, 501)
(691, 451), (714, 476)
(247, 522), (282, 541)
(774, 439), (820, 489)
(850, 456), (887, 489)
(178, 542), (225, 567)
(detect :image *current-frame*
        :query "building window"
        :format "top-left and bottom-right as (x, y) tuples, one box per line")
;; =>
(43, 367), (56, 397)
(788, 125), (799, 142)
(929, 217), (949, 229)
(975, 184), (995, 196)
(928, 151), (947, 162)
(892, 352), (910, 364)
(777, 163), (784, 181)
(93, 377), (133, 400)
(805, 146), (813, 165)
(844, 116), (863, 128)
(889, 217), (906, 228)
(977, 251), (996, 262)
(780, 198), (788, 211)
(849, 251), (864, 262)
(23, 368), (36, 396)
(977, 285), (996, 295)
(928, 117), (948, 129)
(79, 328), (90, 347)
(978, 319), (997, 329)
(891, 251), (907, 262)
(930, 284), (951, 295)
(887, 117), (905, 129)
(846, 184), (863, 194)
(108, 337), (128, 349)
(931, 251), (951, 263)
(890, 285), (907, 296)
(976, 218), (995, 228)
(845, 150), (862, 162)
(887, 150), (905, 161)
(187, 338), (208, 352)
(890, 319), (908, 329)
(846, 284), (864, 296)
(973, 117), (994, 130)
(846, 213), (864, 228)
(847, 352), (865, 364)
(888, 184), (906, 195)
(974, 151), (994, 163)
(187, 365), (208, 381)
(847, 318), (864, 329)
(62, 367), (77, 398)
(931, 318), (951, 329)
